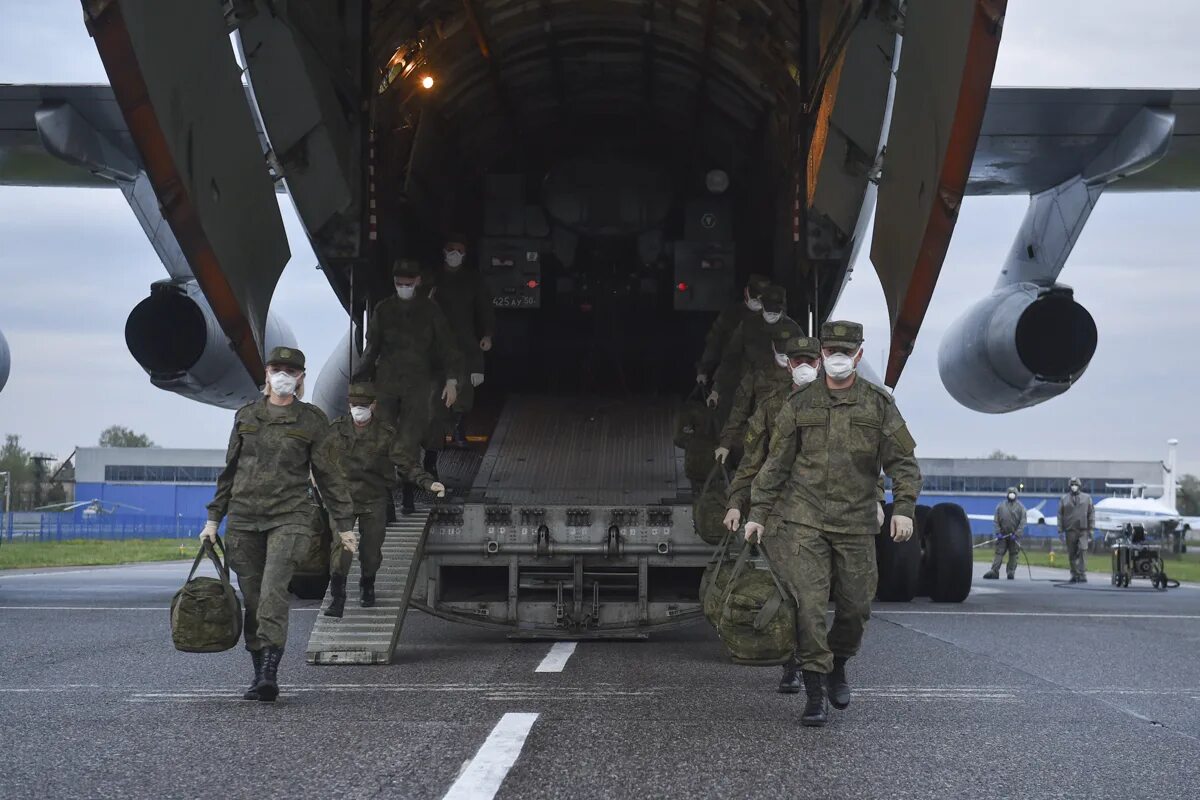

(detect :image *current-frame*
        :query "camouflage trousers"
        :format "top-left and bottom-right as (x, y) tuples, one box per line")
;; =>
(1065, 530), (1089, 579)
(377, 380), (435, 457)
(225, 523), (312, 651)
(330, 498), (390, 580)
(762, 522), (877, 673)
(990, 535), (1021, 576)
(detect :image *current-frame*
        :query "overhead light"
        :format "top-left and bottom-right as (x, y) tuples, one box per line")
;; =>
(706, 169), (729, 194)
(421, 75), (435, 90)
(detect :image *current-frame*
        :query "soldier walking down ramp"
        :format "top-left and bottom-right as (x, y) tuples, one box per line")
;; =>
(984, 487), (1026, 580)
(1059, 477), (1095, 583)
(354, 258), (464, 514)
(324, 383), (446, 617)
(200, 347), (357, 702)
(746, 321), (922, 727)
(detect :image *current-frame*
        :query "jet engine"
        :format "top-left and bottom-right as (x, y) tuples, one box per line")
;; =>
(938, 283), (1097, 413)
(125, 280), (294, 409)
(0, 327), (10, 393)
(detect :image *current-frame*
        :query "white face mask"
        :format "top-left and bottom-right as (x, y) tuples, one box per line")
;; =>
(396, 285), (416, 300)
(1070, 485), (1080, 494)
(823, 352), (856, 380)
(773, 352), (789, 369)
(746, 297), (764, 312)
(762, 310), (782, 325)
(1007, 493), (1017, 502)
(444, 250), (464, 269)
(350, 406), (373, 424)
(791, 363), (818, 386)
(268, 371), (298, 397)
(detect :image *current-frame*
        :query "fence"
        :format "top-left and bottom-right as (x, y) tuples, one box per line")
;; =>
(2, 512), (208, 543)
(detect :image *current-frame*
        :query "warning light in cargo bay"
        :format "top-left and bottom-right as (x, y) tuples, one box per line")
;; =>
(676, 282), (689, 292)
(420, 75), (435, 90)
(526, 279), (539, 289)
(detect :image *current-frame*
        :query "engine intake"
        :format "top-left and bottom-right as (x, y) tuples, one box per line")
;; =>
(125, 280), (293, 409)
(938, 283), (1097, 413)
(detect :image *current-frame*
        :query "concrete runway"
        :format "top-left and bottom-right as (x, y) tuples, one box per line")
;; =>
(1, 560), (1198, 799)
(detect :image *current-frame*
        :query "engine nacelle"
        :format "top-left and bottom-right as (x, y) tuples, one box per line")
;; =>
(125, 280), (294, 409)
(938, 283), (1097, 413)
(0, 327), (10, 393)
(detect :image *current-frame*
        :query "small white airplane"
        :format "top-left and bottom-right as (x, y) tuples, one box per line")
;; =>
(35, 499), (144, 518)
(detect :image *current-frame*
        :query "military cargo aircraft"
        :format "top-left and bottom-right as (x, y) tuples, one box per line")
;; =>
(1, 1), (1198, 657)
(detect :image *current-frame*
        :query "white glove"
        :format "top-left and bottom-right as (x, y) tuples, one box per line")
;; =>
(339, 531), (359, 554)
(470, 372), (484, 388)
(876, 502), (885, 528)
(744, 521), (764, 544)
(723, 508), (742, 531)
(706, 390), (719, 408)
(714, 446), (730, 464)
(480, 336), (493, 352)
(199, 521), (219, 544)
(430, 481), (446, 498)
(696, 373), (708, 385)
(442, 381), (458, 408)
(890, 514), (913, 542)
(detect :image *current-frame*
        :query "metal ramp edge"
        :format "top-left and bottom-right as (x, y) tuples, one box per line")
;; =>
(305, 509), (431, 665)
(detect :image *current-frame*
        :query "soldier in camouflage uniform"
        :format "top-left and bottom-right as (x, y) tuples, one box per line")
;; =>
(708, 284), (795, 431)
(713, 316), (805, 466)
(201, 346), (356, 703)
(428, 233), (496, 448)
(984, 487), (1026, 580)
(324, 383), (447, 617)
(695, 274), (772, 427)
(721, 331), (821, 693)
(354, 258), (464, 514)
(746, 321), (922, 727)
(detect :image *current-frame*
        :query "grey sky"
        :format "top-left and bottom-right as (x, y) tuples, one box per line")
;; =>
(0, 1), (1198, 475)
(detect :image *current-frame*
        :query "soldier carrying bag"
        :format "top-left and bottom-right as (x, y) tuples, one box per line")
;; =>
(675, 385), (720, 485)
(170, 537), (243, 653)
(715, 542), (795, 666)
(693, 463), (731, 546)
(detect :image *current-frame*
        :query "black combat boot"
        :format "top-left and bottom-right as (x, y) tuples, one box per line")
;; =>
(324, 574), (347, 618)
(242, 649), (264, 701)
(778, 662), (802, 694)
(1007, 572), (1016, 580)
(255, 646), (284, 703)
(801, 671), (829, 727)
(451, 413), (468, 448)
(423, 449), (440, 481)
(401, 483), (416, 515)
(983, 570), (999, 579)
(360, 576), (376, 608)
(828, 657), (851, 710)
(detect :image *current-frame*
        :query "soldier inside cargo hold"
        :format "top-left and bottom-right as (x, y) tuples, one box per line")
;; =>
(713, 315), (805, 467)
(708, 284), (796, 434)
(324, 382), (447, 618)
(429, 232), (496, 449)
(984, 487), (1026, 580)
(200, 346), (357, 703)
(695, 273), (772, 427)
(746, 321), (922, 727)
(353, 258), (464, 515)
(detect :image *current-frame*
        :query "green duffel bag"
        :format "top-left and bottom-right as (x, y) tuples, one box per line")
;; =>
(170, 538), (242, 653)
(676, 387), (720, 485)
(700, 530), (741, 628)
(715, 544), (795, 666)
(692, 464), (730, 546)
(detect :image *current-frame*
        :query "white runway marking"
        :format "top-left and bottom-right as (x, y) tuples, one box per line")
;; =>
(968, 586), (1002, 595)
(534, 642), (577, 673)
(442, 712), (539, 800)
(878, 611), (1200, 619)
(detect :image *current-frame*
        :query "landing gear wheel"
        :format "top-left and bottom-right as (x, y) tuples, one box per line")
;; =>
(876, 503), (924, 602)
(923, 504), (973, 603)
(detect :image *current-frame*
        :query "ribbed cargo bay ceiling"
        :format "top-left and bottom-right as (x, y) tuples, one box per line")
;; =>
(370, 0), (811, 170)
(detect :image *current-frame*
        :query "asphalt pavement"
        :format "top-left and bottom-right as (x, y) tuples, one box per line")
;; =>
(1, 560), (1198, 799)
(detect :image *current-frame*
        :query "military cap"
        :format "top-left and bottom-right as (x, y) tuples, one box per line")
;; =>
(779, 334), (820, 360)
(444, 231), (469, 248)
(1007, 486), (1019, 495)
(746, 273), (771, 295)
(769, 317), (803, 342)
(820, 319), (863, 350)
(761, 284), (787, 312)
(1068, 476), (1081, 486)
(266, 346), (305, 370)
(392, 258), (422, 278)
(347, 382), (376, 404)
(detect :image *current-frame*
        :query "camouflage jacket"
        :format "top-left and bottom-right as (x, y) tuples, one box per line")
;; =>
(749, 377), (922, 533)
(430, 268), (495, 372)
(698, 301), (756, 380)
(353, 295), (464, 393)
(712, 314), (796, 397)
(329, 416), (437, 511)
(995, 500), (1027, 536)
(718, 364), (793, 449)
(207, 398), (355, 533)
(1057, 492), (1095, 532)
(726, 380), (798, 515)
